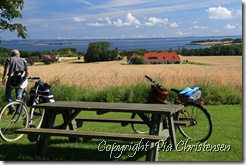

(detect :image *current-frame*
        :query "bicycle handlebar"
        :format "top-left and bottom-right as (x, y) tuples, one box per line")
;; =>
(145, 75), (156, 84)
(145, 75), (163, 88)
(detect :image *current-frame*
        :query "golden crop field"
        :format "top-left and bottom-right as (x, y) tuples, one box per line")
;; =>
(0, 56), (242, 90)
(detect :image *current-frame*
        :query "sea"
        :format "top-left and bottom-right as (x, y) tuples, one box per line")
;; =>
(0, 35), (241, 52)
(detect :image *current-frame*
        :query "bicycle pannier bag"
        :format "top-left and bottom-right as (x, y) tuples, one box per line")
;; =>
(29, 80), (54, 105)
(9, 71), (27, 88)
(148, 84), (169, 104)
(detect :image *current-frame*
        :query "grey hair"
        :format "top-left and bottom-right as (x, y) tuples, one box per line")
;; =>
(11, 49), (20, 56)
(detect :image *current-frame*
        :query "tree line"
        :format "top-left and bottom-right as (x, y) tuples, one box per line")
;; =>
(177, 44), (242, 56)
(0, 41), (242, 65)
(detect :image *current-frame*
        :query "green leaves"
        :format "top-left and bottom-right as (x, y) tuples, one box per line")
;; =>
(0, 0), (28, 38)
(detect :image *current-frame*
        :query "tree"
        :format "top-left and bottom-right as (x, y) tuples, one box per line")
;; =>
(130, 57), (145, 64)
(84, 42), (118, 62)
(0, 0), (28, 39)
(58, 48), (77, 57)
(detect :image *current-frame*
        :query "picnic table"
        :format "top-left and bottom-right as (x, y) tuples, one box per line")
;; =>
(15, 101), (183, 161)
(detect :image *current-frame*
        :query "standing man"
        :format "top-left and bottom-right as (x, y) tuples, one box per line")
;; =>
(1, 49), (28, 113)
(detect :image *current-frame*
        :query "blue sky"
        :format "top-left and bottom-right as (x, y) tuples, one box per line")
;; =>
(1, 0), (243, 39)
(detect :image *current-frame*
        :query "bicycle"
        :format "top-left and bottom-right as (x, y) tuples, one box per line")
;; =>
(131, 75), (212, 142)
(0, 77), (54, 142)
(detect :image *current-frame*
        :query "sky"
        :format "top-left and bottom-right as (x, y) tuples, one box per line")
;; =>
(1, 0), (243, 40)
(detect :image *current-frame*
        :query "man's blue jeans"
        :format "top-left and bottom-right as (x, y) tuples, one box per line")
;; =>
(6, 78), (23, 112)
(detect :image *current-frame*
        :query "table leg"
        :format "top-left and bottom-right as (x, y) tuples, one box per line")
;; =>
(167, 113), (177, 149)
(62, 110), (79, 142)
(145, 114), (163, 161)
(36, 110), (56, 156)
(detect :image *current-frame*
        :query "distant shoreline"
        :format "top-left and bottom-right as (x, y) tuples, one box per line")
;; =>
(187, 38), (242, 46)
(188, 41), (231, 46)
(187, 41), (241, 46)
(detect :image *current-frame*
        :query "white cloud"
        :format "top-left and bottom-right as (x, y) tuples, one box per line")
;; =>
(86, 22), (106, 26)
(73, 17), (85, 22)
(113, 13), (140, 27)
(176, 31), (183, 35)
(105, 17), (112, 25)
(131, 34), (148, 38)
(126, 13), (141, 25)
(74, 0), (94, 6)
(206, 6), (233, 19)
(192, 21), (198, 24)
(224, 24), (236, 29)
(170, 22), (179, 27)
(113, 19), (130, 27)
(192, 26), (208, 29)
(234, 9), (242, 18)
(144, 17), (168, 26)
(175, 31), (191, 36)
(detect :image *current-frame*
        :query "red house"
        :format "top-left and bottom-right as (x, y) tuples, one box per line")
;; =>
(143, 52), (180, 64)
(41, 54), (59, 61)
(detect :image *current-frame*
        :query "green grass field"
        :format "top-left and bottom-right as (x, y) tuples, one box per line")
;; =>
(0, 105), (243, 161)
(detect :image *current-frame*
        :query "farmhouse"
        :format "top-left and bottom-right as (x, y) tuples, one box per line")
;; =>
(41, 54), (59, 61)
(144, 52), (180, 64)
(128, 52), (180, 64)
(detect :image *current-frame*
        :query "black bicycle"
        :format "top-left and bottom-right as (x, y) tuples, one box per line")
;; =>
(0, 77), (54, 142)
(131, 75), (212, 142)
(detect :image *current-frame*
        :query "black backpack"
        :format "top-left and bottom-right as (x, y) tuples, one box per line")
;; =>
(9, 71), (27, 88)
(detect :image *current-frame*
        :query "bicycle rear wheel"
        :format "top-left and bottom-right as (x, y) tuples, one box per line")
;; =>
(175, 102), (212, 142)
(0, 101), (29, 142)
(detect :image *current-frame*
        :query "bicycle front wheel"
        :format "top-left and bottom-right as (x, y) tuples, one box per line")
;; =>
(131, 113), (150, 134)
(0, 101), (29, 142)
(175, 102), (212, 142)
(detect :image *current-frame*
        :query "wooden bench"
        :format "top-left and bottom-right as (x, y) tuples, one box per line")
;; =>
(75, 117), (189, 127)
(14, 128), (167, 142)
(75, 117), (144, 127)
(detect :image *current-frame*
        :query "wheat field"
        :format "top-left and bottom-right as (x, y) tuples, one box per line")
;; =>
(0, 56), (242, 90)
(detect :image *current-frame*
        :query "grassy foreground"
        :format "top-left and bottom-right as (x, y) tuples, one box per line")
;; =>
(0, 105), (242, 161)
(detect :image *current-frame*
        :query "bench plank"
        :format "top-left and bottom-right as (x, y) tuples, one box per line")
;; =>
(173, 120), (189, 126)
(14, 128), (167, 142)
(75, 117), (144, 123)
(75, 117), (144, 127)
(75, 117), (189, 126)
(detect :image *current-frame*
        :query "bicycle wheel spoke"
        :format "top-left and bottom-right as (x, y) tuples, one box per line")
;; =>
(29, 108), (45, 128)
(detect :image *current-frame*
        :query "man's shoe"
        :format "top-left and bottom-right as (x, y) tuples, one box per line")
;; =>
(3, 109), (14, 116)
(3, 110), (9, 116)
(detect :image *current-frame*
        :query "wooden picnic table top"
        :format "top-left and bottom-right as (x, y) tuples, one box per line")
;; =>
(33, 101), (184, 114)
